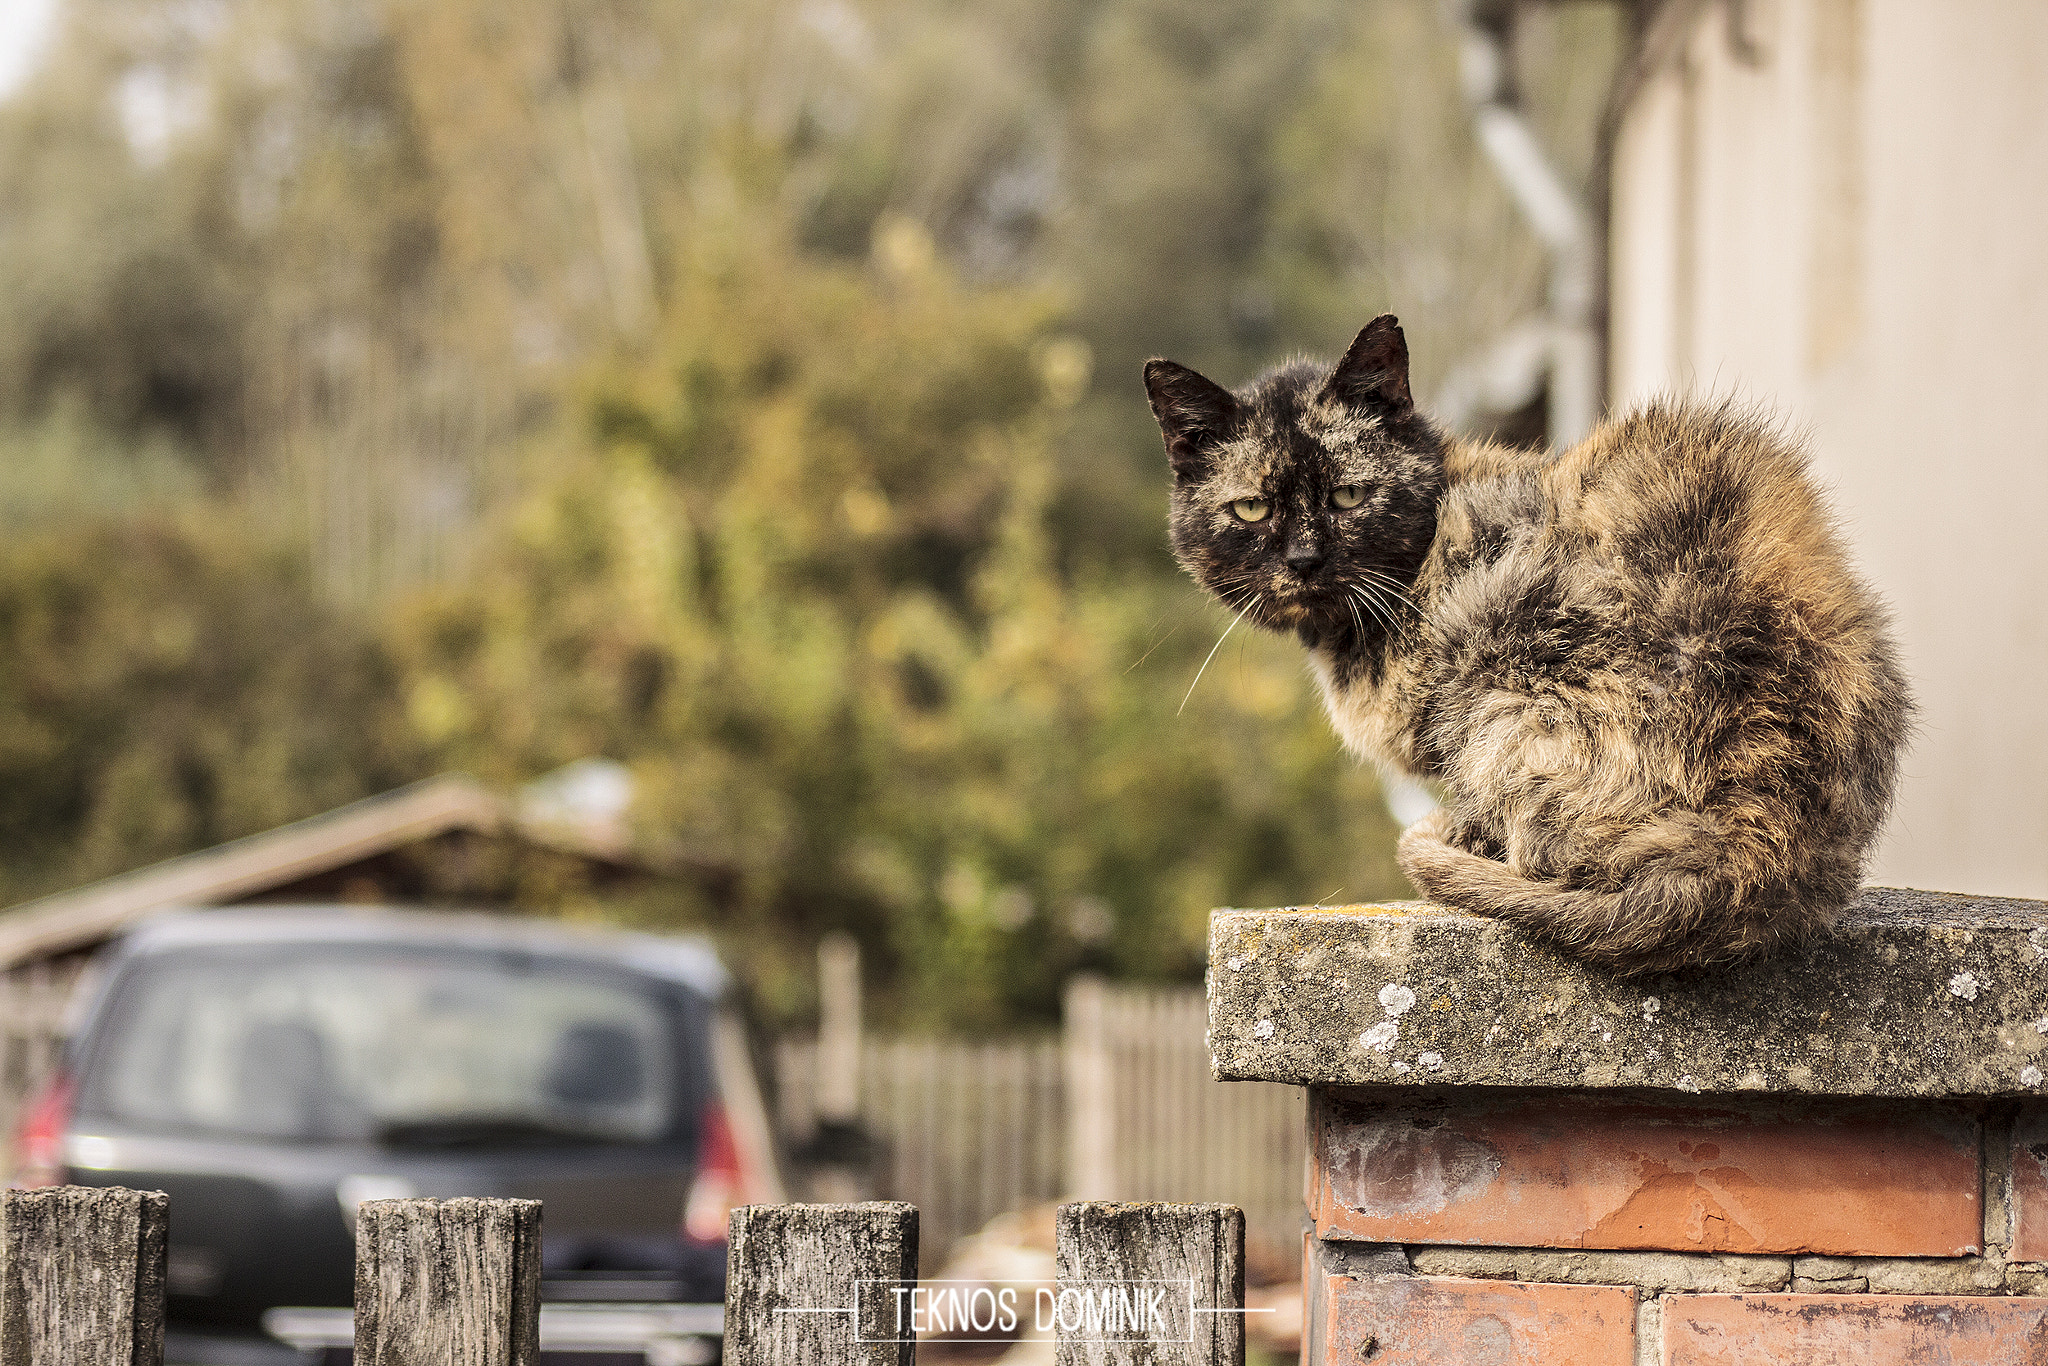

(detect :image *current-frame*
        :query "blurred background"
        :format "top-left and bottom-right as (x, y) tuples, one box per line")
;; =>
(0, 0), (1626, 1032)
(0, 0), (2044, 1356)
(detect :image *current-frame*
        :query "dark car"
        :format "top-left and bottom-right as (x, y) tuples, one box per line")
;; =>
(9, 906), (780, 1364)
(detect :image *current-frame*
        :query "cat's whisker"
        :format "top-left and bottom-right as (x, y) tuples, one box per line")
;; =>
(1128, 582), (1260, 675)
(1355, 583), (1391, 623)
(1123, 606), (1192, 675)
(1178, 596), (1258, 716)
(1363, 580), (1411, 633)
(1355, 567), (1418, 606)
(1339, 575), (1390, 620)
(1342, 588), (1375, 637)
(1355, 587), (1392, 637)
(1376, 588), (1420, 618)
(1350, 586), (1395, 637)
(1218, 585), (1260, 617)
(1356, 567), (1421, 612)
(1367, 586), (1404, 635)
(1341, 599), (1369, 650)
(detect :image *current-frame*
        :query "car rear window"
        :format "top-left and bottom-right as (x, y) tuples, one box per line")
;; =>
(77, 943), (698, 1146)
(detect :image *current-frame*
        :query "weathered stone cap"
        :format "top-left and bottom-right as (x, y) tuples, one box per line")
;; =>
(1207, 888), (2048, 1098)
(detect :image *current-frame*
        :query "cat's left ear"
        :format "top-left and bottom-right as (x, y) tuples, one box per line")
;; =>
(1144, 359), (1240, 480)
(1322, 314), (1414, 418)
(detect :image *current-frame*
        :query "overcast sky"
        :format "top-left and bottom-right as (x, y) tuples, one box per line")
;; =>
(0, 0), (58, 99)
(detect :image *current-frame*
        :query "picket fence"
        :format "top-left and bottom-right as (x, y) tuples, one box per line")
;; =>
(773, 979), (1304, 1272)
(0, 1188), (1245, 1366)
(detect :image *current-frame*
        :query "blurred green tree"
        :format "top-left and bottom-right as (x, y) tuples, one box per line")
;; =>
(392, 219), (1403, 1027)
(0, 0), (1620, 1027)
(0, 515), (419, 907)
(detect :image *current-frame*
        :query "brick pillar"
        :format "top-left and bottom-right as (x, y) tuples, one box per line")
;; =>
(1207, 889), (2048, 1365)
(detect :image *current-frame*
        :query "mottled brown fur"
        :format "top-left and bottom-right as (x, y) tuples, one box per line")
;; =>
(1145, 316), (1911, 974)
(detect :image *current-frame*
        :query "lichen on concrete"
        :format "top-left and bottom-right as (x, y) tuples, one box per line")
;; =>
(1208, 888), (2048, 1097)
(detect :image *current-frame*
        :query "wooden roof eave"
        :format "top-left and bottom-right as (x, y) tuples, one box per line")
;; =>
(0, 774), (669, 971)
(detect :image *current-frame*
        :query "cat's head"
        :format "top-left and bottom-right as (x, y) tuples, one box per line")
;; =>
(1144, 315), (1446, 650)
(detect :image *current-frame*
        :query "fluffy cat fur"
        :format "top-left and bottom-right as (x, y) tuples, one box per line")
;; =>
(1145, 315), (1911, 974)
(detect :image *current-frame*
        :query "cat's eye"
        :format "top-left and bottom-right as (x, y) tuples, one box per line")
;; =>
(1231, 498), (1271, 523)
(1331, 484), (1366, 509)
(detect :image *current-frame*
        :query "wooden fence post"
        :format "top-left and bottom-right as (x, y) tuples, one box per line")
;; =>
(0, 1185), (168, 1366)
(354, 1197), (541, 1366)
(725, 1202), (917, 1366)
(1054, 1201), (1244, 1366)
(816, 933), (863, 1127)
(1064, 976), (1116, 1199)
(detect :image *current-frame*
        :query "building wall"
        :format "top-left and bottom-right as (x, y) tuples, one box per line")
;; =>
(1608, 0), (2048, 897)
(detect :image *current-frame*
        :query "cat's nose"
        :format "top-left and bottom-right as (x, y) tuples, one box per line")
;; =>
(1285, 540), (1324, 576)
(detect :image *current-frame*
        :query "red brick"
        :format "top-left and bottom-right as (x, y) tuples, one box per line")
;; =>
(1661, 1294), (2048, 1363)
(2009, 1107), (2048, 1259)
(1309, 1090), (1980, 1257)
(1316, 1273), (1635, 1365)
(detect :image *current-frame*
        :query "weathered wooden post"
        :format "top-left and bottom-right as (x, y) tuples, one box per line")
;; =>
(354, 1197), (541, 1366)
(1055, 1201), (1245, 1366)
(1064, 976), (1116, 1200)
(0, 1186), (168, 1366)
(725, 1202), (918, 1366)
(816, 932), (863, 1127)
(798, 935), (885, 1203)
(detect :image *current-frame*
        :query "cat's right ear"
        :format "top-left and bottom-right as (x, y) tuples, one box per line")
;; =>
(1143, 360), (1238, 480)
(1323, 314), (1414, 418)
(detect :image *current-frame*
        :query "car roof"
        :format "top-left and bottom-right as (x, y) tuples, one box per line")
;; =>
(106, 905), (730, 999)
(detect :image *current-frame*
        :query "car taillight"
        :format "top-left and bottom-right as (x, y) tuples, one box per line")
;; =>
(682, 1101), (742, 1244)
(10, 1073), (73, 1189)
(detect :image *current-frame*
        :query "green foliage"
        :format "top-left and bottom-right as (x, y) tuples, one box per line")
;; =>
(0, 396), (203, 530)
(0, 0), (1619, 1028)
(0, 515), (419, 906)
(394, 225), (1403, 1027)
(778, 0), (1622, 566)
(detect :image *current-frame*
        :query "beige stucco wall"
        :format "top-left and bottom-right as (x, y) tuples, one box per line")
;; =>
(1609, 0), (2048, 897)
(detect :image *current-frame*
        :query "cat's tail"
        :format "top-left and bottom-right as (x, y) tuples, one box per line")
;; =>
(1394, 810), (1833, 974)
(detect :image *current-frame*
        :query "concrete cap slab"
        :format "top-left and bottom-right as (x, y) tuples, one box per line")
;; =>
(1207, 888), (2048, 1098)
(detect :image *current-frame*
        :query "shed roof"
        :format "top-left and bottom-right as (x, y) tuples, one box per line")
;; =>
(0, 774), (664, 970)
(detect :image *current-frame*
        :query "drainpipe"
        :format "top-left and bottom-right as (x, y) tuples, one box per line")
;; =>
(1450, 0), (1602, 448)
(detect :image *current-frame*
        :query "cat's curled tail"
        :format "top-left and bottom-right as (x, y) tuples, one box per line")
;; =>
(1394, 807), (1851, 976)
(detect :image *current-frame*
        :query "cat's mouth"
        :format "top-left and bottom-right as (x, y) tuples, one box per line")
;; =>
(1259, 586), (1352, 635)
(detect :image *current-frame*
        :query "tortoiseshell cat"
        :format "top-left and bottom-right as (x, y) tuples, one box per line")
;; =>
(1145, 316), (1910, 973)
